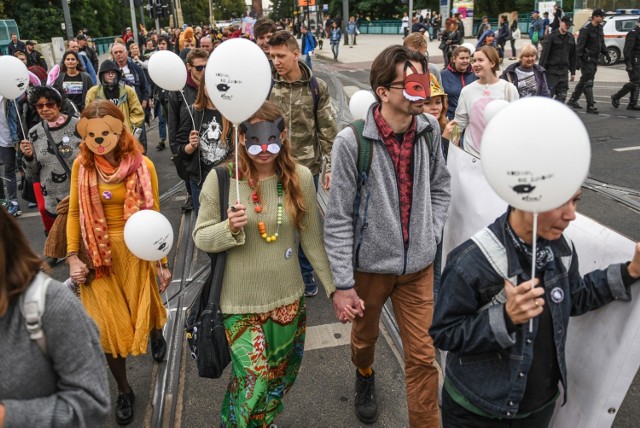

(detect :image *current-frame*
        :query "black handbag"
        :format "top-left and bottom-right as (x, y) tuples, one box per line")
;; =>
(185, 165), (231, 379)
(20, 175), (37, 204)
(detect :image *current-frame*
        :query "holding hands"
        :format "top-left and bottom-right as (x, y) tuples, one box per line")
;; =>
(332, 289), (365, 323)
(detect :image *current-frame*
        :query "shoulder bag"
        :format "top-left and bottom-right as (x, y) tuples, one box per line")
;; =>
(42, 121), (72, 177)
(185, 165), (231, 378)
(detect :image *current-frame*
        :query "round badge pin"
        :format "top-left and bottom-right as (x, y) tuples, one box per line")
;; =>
(285, 248), (293, 259)
(62, 136), (70, 144)
(102, 190), (113, 200)
(550, 287), (564, 304)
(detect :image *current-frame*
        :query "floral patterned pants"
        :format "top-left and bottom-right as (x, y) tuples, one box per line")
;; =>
(221, 298), (306, 427)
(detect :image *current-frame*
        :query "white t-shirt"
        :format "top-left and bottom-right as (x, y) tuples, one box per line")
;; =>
(454, 79), (519, 158)
(402, 16), (409, 29)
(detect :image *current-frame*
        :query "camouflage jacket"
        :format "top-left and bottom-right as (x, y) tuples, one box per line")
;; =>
(270, 61), (337, 175)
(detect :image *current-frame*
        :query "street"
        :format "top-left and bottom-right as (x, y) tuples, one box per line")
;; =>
(11, 34), (640, 427)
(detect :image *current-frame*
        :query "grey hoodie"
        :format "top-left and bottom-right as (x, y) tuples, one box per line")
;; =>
(324, 105), (451, 289)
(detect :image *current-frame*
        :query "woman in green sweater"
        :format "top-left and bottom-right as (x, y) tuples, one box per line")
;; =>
(192, 101), (338, 427)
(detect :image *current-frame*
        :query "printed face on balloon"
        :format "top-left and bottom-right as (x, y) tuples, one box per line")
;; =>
(76, 115), (124, 156)
(506, 170), (555, 203)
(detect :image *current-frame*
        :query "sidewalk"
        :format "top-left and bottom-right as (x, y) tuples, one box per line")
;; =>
(313, 34), (627, 83)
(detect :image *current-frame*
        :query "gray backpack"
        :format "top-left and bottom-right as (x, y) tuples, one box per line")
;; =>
(19, 272), (51, 356)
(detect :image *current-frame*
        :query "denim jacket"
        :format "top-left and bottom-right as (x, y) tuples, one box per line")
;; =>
(1, 98), (19, 148)
(430, 211), (632, 417)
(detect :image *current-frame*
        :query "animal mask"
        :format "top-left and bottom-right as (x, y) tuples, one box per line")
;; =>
(240, 118), (285, 156)
(402, 61), (430, 102)
(76, 115), (124, 156)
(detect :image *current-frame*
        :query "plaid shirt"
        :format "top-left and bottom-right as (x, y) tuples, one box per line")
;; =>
(373, 106), (416, 247)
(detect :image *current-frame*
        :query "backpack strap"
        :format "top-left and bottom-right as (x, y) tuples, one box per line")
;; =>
(309, 76), (321, 134)
(471, 228), (517, 312)
(349, 119), (373, 265)
(19, 272), (52, 356)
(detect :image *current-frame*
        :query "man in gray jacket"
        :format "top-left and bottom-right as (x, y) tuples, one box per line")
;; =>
(324, 45), (451, 426)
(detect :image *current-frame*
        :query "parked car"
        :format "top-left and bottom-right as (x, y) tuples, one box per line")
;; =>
(578, 14), (639, 65)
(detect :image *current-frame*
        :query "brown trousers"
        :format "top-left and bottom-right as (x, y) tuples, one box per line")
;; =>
(352, 264), (440, 428)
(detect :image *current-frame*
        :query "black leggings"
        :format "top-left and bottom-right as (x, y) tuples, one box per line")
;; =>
(510, 38), (517, 57)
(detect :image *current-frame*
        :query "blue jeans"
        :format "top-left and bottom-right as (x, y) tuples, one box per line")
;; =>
(331, 41), (340, 59)
(0, 146), (18, 202)
(155, 101), (167, 140)
(303, 53), (313, 70)
(190, 178), (202, 217)
(298, 174), (319, 277)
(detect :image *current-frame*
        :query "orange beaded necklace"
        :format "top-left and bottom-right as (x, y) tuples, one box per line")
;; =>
(250, 180), (283, 243)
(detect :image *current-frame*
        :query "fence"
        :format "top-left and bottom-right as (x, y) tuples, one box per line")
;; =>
(92, 36), (118, 55)
(358, 20), (402, 35)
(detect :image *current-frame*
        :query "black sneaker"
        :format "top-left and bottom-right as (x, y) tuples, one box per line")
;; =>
(586, 105), (599, 114)
(181, 195), (193, 212)
(627, 104), (640, 111)
(354, 369), (378, 424)
(116, 390), (135, 425)
(303, 274), (318, 297)
(156, 140), (166, 151)
(566, 99), (582, 109)
(151, 331), (167, 363)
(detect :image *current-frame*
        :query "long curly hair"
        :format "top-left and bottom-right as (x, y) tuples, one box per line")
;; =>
(237, 101), (306, 231)
(78, 100), (143, 169)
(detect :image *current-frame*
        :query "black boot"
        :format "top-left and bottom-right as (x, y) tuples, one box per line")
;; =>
(150, 329), (167, 363)
(566, 98), (582, 109)
(627, 85), (640, 110)
(354, 369), (378, 424)
(611, 95), (620, 109)
(585, 88), (598, 114)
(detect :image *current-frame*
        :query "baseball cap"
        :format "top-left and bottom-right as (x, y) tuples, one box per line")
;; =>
(592, 8), (606, 17)
(532, 10), (540, 14)
(560, 16), (573, 25)
(25, 40), (36, 46)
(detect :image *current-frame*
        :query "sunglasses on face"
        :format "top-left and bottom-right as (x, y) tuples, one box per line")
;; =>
(193, 65), (206, 71)
(35, 102), (57, 110)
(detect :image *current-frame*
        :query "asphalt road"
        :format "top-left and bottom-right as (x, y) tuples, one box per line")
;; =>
(10, 48), (640, 427)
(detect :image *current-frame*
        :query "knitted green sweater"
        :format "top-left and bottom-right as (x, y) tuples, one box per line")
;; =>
(193, 165), (336, 314)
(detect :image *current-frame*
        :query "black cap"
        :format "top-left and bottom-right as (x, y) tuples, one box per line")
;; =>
(76, 33), (87, 40)
(25, 40), (36, 46)
(592, 8), (606, 17)
(561, 16), (573, 25)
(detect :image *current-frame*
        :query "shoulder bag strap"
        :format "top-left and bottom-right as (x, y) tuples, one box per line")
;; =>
(42, 121), (72, 176)
(209, 165), (230, 304)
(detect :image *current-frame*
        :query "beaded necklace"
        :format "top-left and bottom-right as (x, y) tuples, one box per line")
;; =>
(250, 180), (283, 243)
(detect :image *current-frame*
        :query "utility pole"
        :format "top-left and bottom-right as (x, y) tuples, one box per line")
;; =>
(139, 4), (146, 27)
(129, 0), (139, 45)
(409, 0), (414, 29)
(61, 0), (74, 40)
(342, 0), (348, 45)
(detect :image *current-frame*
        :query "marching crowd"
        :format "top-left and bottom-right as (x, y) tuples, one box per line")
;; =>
(2, 9), (640, 428)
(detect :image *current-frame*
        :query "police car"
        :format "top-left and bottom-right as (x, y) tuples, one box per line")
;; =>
(600, 11), (639, 65)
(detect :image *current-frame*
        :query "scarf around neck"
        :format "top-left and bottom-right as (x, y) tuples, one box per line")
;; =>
(505, 220), (555, 274)
(78, 153), (155, 277)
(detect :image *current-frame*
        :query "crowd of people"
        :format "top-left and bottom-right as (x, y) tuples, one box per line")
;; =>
(2, 8), (640, 428)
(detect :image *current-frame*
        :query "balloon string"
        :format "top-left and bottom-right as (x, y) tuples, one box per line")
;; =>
(234, 126), (240, 205)
(181, 89), (196, 129)
(529, 212), (538, 333)
(13, 100), (26, 141)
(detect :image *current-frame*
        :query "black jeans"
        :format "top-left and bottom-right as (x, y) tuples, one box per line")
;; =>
(442, 386), (555, 428)
(510, 38), (517, 57)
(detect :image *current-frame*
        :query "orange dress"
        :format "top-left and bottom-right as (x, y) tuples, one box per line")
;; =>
(67, 156), (167, 357)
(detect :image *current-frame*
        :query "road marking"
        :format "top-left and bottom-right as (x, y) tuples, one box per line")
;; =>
(614, 146), (640, 152)
(305, 322), (352, 351)
(16, 212), (40, 219)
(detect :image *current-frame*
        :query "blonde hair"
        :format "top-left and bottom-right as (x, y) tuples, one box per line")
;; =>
(520, 44), (538, 59)
(403, 32), (427, 51)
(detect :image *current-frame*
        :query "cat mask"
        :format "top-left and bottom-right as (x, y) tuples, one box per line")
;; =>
(240, 118), (285, 156)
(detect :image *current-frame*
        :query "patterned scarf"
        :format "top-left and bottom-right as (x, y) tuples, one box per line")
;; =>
(78, 153), (154, 277)
(505, 220), (555, 273)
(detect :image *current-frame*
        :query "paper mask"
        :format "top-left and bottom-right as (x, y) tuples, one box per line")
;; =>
(77, 115), (124, 156)
(240, 118), (285, 156)
(402, 61), (430, 102)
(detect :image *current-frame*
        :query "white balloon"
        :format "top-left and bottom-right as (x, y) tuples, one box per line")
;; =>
(349, 90), (376, 120)
(481, 97), (590, 213)
(0, 56), (29, 99)
(124, 210), (174, 261)
(148, 50), (187, 91)
(205, 38), (272, 124)
(483, 99), (510, 125)
(461, 42), (476, 56)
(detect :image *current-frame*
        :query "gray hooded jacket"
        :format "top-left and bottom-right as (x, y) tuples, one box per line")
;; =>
(324, 106), (451, 289)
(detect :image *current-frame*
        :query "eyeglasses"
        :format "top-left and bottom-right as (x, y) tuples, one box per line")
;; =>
(193, 65), (206, 71)
(387, 80), (405, 90)
(35, 102), (57, 110)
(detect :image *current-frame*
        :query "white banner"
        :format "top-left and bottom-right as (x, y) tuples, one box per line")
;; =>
(442, 144), (640, 427)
